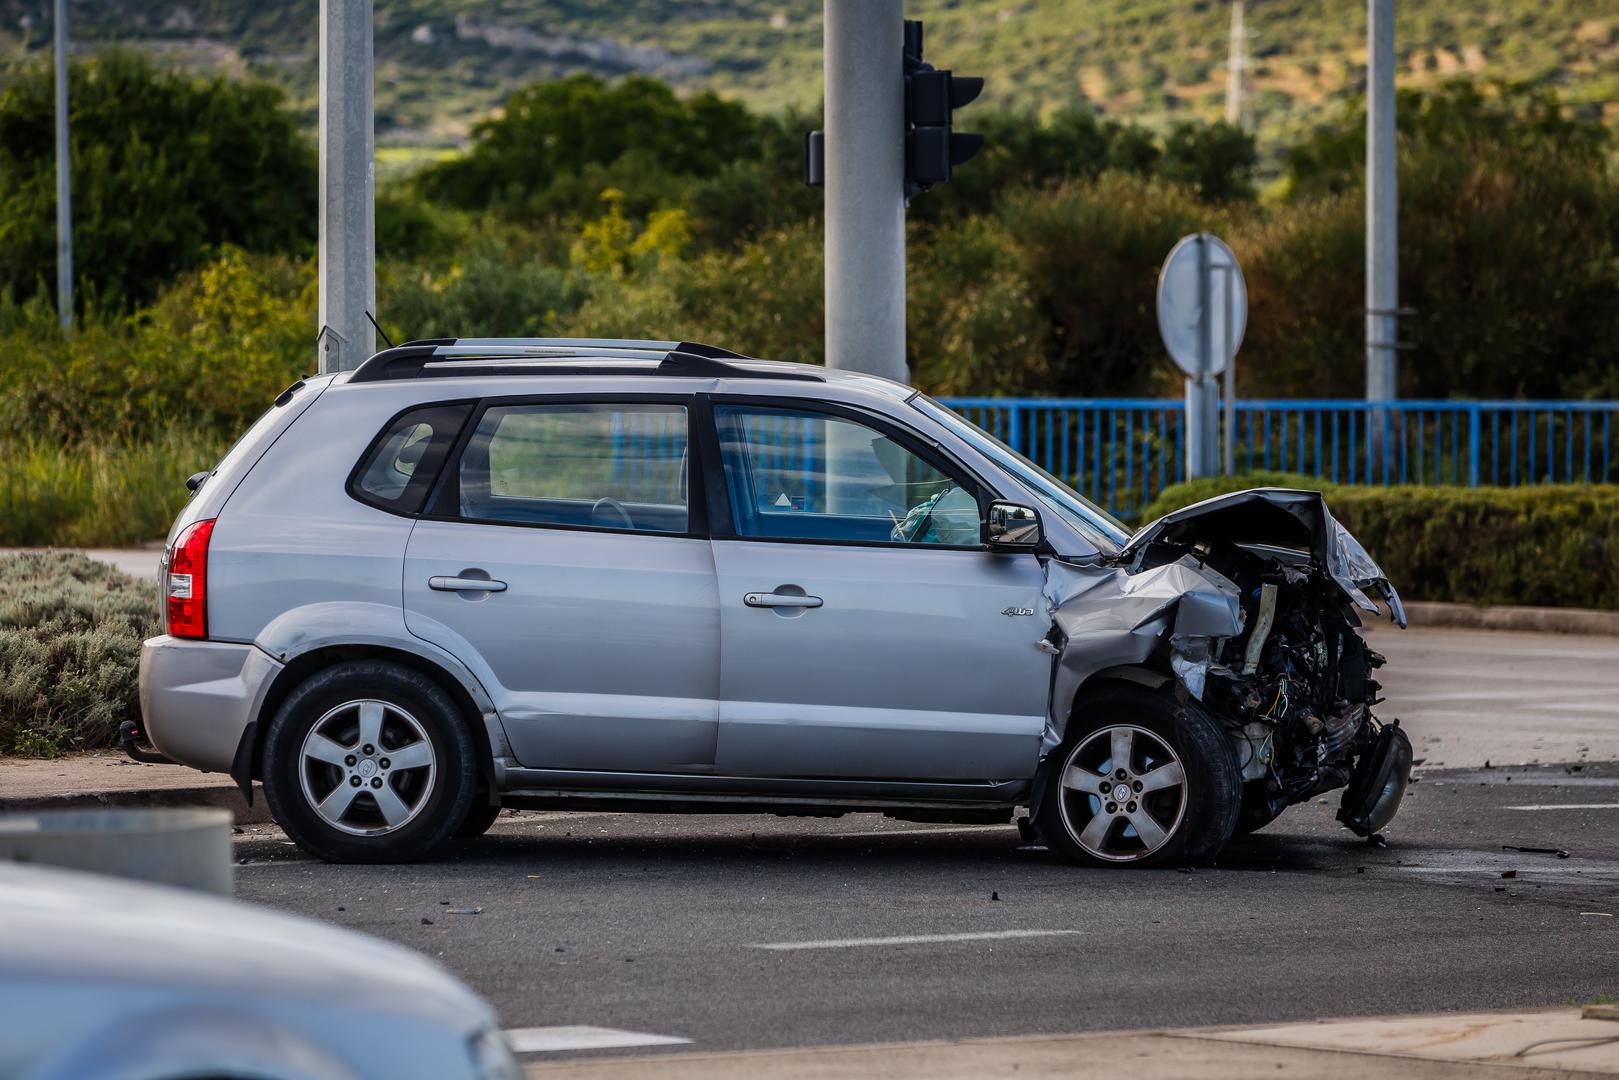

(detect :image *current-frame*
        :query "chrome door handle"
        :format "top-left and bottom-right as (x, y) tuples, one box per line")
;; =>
(744, 592), (823, 609)
(429, 575), (508, 593)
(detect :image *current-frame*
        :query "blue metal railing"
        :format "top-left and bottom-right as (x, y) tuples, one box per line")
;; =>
(608, 399), (1619, 523)
(940, 398), (1619, 520)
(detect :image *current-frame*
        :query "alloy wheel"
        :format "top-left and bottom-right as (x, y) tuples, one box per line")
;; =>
(298, 699), (437, 836)
(1056, 724), (1188, 863)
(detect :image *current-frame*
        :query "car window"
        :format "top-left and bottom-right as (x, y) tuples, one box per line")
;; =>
(714, 404), (979, 545)
(456, 403), (688, 533)
(352, 403), (471, 515)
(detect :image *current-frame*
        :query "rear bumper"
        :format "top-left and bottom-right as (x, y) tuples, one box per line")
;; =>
(139, 636), (284, 773)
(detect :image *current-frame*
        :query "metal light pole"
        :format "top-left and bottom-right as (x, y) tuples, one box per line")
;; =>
(1365, 0), (1398, 474)
(53, 0), (72, 334)
(822, 0), (907, 383)
(1225, 0), (1246, 130)
(317, 0), (376, 374)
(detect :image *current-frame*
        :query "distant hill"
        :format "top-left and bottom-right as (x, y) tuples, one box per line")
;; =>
(4, 0), (1618, 156)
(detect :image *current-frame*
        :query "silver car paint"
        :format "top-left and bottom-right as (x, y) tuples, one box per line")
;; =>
(139, 637), (283, 773)
(1040, 555), (1245, 756)
(403, 519), (722, 773)
(713, 538), (1049, 779)
(0, 862), (511, 1080)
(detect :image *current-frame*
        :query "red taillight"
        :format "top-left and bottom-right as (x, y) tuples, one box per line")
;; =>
(167, 518), (215, 640)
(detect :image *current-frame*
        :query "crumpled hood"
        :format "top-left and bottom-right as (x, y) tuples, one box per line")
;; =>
(1122, 487), (1406, 627)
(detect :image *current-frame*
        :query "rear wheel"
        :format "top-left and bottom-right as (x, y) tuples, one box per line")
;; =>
(1037, 684), (1240, 868)
(262, 661), (477, 863)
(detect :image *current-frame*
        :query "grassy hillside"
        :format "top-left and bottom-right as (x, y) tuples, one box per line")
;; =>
(3, 1), (1618, 156)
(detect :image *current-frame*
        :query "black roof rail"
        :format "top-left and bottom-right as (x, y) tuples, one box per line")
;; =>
(345, 340), (824, 384)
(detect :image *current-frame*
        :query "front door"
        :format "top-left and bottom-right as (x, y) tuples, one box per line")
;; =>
(403, 397), (720, 774)
(707, 400), (1050, 782)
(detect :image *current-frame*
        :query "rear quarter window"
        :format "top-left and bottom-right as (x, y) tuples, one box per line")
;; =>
(350, 403), (472, 515)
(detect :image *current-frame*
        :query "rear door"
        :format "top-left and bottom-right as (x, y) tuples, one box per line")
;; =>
(705, 399), (1050, 782)
(403, 396), (721, 774)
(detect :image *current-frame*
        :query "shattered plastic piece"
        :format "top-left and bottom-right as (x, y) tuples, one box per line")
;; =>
(446, 907), (482, 915)
(1501, 870), (1518, 879)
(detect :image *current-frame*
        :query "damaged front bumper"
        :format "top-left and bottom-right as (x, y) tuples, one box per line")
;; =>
(1040, 488), (1410, 839)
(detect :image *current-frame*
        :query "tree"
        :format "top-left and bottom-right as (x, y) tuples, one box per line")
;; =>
(419, 74), (761, 221)
(0, 51), (316, 312)
(1242, 80), (1619, 399)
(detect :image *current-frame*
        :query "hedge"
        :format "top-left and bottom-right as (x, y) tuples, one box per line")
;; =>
(0, 553), (158, 756)
(1140, 473), (1619, 611)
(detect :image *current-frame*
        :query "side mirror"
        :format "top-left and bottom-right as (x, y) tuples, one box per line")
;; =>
(985, 501), (1042, 549)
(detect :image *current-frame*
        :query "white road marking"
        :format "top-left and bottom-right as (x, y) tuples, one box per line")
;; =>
(1507, 803), (1619, 811)
(503, 1026), (691, 1054)
(748, 929), (1081, 951)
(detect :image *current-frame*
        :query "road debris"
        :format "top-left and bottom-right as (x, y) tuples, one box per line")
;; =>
(1503, 845), (1571, 859)
(446, 907), (483, 915)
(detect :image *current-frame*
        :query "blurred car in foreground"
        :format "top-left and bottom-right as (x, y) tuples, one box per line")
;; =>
(0, 861), (519, 1080)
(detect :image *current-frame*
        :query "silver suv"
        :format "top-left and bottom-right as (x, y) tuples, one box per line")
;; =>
(138, 338), (1410, 867)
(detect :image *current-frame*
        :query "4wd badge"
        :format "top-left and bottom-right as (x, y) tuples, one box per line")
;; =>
(1002, 606), (1035, 617)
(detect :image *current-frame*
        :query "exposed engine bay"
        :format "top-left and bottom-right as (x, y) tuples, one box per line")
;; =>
(1041, 488), (1412, 840)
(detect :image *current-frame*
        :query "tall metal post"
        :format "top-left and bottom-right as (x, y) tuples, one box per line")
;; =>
(1365, 0), (1398, 475)
(53, 0), (72, 333)
(1220, 264), (1236, 475)
(822, 0), (907, 382)
(1225, 0), (1246, 129)
(317, 0), (376, 374)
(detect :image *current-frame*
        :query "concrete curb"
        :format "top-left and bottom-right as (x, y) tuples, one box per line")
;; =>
(1403, 600), (1619, 637)
(0, 783), (271, 825)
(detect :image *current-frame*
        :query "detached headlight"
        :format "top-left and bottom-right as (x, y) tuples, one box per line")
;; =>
(467, 1027), (521, 1080)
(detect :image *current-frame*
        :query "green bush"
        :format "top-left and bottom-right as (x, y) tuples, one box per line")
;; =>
(0, 248), (313, 444)
(1142, 473), (1619, 610)
(0, 553), (159, 757)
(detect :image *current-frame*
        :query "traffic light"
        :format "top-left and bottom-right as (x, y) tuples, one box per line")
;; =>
(902, 19), (983, 198)
(803, 18), (983, 198)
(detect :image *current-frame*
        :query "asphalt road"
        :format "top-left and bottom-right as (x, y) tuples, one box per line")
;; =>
(230, 625), (1619, 1063)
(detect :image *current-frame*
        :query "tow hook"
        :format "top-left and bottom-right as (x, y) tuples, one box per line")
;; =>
(119, 720), (175, 765)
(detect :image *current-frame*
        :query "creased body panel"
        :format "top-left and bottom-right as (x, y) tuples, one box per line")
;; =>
(1040, 557), (1244, 754)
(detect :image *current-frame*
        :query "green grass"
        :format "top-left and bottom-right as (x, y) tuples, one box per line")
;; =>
(5, 0), (1618, 162)
(0, 433), (229, 547)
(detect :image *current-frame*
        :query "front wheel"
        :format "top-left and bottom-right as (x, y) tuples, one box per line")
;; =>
(1036, 684), (1240, 868)
(261, 661), (478, 863)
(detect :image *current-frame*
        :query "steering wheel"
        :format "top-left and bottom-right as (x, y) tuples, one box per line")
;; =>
(591, 497), (635, 530)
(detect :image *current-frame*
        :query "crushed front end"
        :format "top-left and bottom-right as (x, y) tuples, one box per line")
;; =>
(1047, 488), (1411, 841)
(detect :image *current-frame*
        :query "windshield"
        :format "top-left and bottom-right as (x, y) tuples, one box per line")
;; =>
(914, 396), (1131, 553)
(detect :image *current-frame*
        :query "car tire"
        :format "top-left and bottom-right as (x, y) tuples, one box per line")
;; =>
(1036, 683), (1240, 868)
(455, 795), (503, 839)
(261, 660), (478, 864)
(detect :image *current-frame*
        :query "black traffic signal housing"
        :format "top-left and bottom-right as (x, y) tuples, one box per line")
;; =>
(803, 18), (983, 198)
(903, 19), (982, 198)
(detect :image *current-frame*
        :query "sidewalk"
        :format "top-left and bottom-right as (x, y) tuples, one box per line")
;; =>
(0, 752), (267, 823)
(525, 1008), (1619, 1079)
